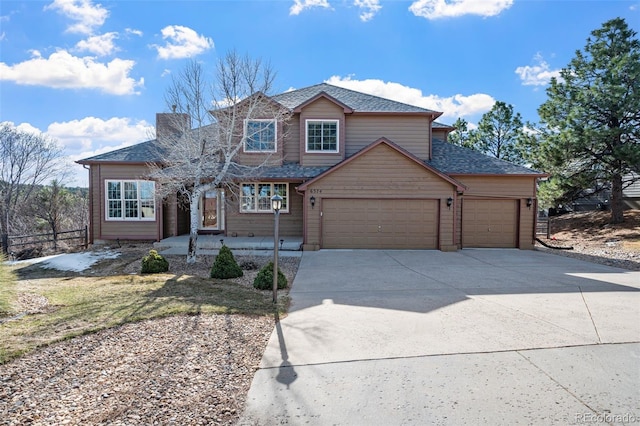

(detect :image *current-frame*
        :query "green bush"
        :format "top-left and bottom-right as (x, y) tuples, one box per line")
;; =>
(253, 262), (287, 290)
(141, 249), (169, 274)
(210, 245), (243, 279)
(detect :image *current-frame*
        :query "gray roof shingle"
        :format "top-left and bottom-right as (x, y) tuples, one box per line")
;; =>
(428, 137), (544, 175)
(272, 83), (439, 114)
(78, 140), (164, 163)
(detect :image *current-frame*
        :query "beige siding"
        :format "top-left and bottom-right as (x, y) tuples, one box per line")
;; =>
(299, 98), (345, 167)
(282, 119), (300, 163)
(225, 189), (303, 237)
(454, 175), (538, 249)
(453, 175), (535, 197)
(90, 164), (160, 242)
(432, 129), (449, 140)
(233, 119), (285, 167)
(304, 143), (456, 250)
(345, 116), (430, 160)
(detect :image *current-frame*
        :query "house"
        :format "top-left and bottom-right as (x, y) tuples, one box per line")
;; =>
(77, 83), (546, 250)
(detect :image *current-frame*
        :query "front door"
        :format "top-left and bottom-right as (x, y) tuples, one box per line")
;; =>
(199, 190), (225, 231)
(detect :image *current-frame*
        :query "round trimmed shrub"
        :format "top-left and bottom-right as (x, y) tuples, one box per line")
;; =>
(210, 245), (243, 279)
(141, 249), (169, 274)
(253, 262), (287, 290)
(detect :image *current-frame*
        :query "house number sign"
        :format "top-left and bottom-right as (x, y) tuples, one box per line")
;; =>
(310, 189), (323, 193)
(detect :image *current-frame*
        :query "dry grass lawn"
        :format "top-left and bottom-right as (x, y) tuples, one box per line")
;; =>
(0, 245), (295, 364)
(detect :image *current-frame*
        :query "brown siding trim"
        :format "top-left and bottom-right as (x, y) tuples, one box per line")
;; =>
(350, 111), (441, 119)
(449, 173), (548, 178)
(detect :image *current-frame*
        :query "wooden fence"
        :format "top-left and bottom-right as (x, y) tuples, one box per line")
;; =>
(1, 226), (88, 257)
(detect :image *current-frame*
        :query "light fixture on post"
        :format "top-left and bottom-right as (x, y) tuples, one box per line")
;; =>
(310, 195), (316, 209)
(271, 194), (283, 304)
(527, 198), (533, 209)
(446, 197), (453, 209)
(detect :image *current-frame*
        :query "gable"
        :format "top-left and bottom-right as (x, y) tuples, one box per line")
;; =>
(299, 139), (464, 192)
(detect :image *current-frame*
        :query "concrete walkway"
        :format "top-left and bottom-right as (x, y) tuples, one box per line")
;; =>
(241, 249), (640, 425)
(153, 234), (303, 256)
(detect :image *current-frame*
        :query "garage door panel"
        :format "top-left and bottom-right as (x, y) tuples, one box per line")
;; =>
(463, 199), (517, 248)
(322, 199), (438, 249)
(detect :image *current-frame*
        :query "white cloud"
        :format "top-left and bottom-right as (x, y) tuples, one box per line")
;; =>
(45, 0), (109, 34)
(290, 0), (331, 15)
(75, 32), (118, 56)
(354, 0), (381, 21)
(0, 50), (143, 95)
(409, 0), (513, 19)
(0, 32), (6, 42)
(125, 28), (143, 37)
(325, 76), (495, 119)
(515, 53), (561, 86)
(47, 116), (153, 155)
(153, 25), (213, 60)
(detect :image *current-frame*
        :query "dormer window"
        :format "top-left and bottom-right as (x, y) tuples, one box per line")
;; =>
(244, 119), (276, 152)
(306, 120), (338, 153)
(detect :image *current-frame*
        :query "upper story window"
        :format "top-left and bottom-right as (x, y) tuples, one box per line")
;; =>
(240, 182), (289, 213)
(306, 120), (339, 153)
(244, 119), (276, 152)
(106, 180), (155, 221)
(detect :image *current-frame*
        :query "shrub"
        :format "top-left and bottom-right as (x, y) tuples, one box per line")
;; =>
(210, 245), (243, 279)
(141, 249), (169, 274)
(253, 262), (287, 290)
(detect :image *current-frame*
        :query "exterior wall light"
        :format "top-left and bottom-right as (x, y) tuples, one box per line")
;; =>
(310, 195), (316, 209)
(527, 198), (533, 209)
(446, 197), (453, 208)
(271, 194), (283, 304)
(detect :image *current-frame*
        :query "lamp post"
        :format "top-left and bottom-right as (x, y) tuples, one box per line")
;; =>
(271, 194), (283, 304)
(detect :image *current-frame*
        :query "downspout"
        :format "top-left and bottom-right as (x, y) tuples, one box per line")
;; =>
(83, 164), (94, 245)
(296, 185), (306, 249)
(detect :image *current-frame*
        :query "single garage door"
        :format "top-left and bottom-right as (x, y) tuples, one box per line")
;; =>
(322, 199), (438, 249)
(462, 199), (517, 248)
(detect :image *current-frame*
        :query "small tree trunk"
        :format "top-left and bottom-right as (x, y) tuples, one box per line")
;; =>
(187, 196), (200, 264)
(610, 173), (625, 224)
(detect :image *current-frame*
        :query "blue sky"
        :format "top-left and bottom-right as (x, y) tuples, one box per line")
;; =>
(1, 0), (638, 187)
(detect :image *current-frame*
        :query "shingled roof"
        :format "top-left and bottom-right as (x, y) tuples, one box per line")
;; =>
(272, 83), (440, 114)
(428, 137), (544, 176)
(77, 140), (163, 164)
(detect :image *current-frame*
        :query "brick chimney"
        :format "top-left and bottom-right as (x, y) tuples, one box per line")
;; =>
(156, 108), (191, 141)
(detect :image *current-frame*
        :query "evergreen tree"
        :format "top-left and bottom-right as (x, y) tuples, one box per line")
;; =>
(538, 18), (640, 223)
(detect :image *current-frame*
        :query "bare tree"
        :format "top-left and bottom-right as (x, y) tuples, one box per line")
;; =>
(30, 179), (73, 249)
(0, 123), (65, 241)
(147, 52), (289, 263)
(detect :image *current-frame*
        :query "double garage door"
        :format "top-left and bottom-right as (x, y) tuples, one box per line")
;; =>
(462, 199), (518, 248)
(322, 199), (438, 249)
(321, 198), (519, 250)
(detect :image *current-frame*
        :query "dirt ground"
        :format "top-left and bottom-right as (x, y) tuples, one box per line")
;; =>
(536, 209), (640, 270)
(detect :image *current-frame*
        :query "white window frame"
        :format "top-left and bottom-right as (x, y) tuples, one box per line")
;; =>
(240, 182), (289, 213)
(305, 119), (339, 153)
(105, 180), (156, 221)
(243, 119), (277, 153)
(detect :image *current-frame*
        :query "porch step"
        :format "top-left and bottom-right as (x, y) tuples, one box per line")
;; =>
(153, 235), (303, 252)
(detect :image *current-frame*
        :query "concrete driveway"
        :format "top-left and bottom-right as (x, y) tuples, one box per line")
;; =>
(241, 250), (640, 425)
